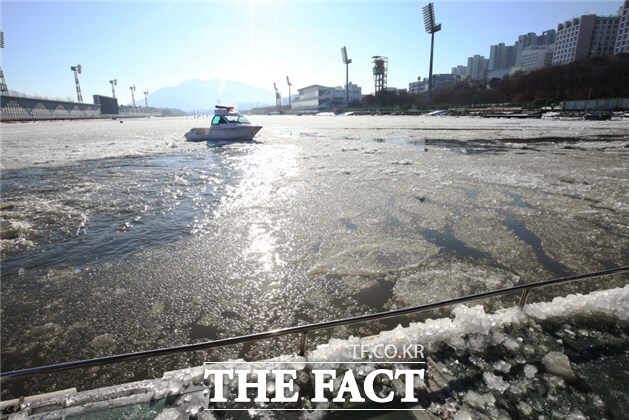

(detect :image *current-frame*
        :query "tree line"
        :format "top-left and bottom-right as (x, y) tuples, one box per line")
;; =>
(359, 53), (629, 110)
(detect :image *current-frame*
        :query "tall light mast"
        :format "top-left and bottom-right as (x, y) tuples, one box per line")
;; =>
(422, 2), (441, 101)
(144, 91), (149, 108)
(286, 76), (292, 109)
(130, 86), (136, 108)
(273, 82), (281, 111)
(0, 31), (8, 95)
(110, 79), (117, 98)
(341, 46), (352, 108)
(70, 65), (83, 103)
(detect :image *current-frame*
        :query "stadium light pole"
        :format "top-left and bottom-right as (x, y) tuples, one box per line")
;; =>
(341, 46), (352, 108)
(273, 83), (281, 111)
(422, 2), (441, 102)
(130, 86), (136, 108)
(110, 79), (117, 98)
(0, 31), (8, 95)
(286, 76), (292, 109)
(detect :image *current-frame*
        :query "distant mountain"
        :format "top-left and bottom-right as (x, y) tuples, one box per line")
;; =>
(146, 79), (274, 111)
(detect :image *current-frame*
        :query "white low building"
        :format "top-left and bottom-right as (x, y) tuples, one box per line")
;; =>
(292, 83), (362, 111)
(521, 45), (554, 70)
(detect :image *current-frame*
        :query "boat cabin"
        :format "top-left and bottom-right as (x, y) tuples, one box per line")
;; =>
(212, 106), (252, 125)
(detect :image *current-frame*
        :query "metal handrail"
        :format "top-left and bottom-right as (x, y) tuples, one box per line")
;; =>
(1, 266), (627, 380)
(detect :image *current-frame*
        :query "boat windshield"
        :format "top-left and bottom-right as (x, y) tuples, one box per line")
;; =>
(225, 114), (251, 124)
(211, 115), (227, 125)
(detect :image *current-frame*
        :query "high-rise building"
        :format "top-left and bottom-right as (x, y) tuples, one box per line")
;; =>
(590, 16), (620, 57)
(552, 15), (597, 65)
(514, 30), (556, 67)
(489, 43), (515, 70)
(514, 33), (538, 67)
(614, 0), (629, 53)
(538, 30), (557, 46)
(467, 55), (489, 81)
(451, 65), (468, 77)
(521, 46), (555, 70)
(552, 11), (622, 65)
(441, 2), (627, 90)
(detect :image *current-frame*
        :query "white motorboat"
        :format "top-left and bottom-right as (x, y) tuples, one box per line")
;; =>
(184, 106), (262, 141)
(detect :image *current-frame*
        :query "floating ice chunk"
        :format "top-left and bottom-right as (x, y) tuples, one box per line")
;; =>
(154, 408), (180, 420)
(524, 284), (629, 323)
(452, 305), (491, 335)
(506, 379), (528, 398)
(482, 372), (509, 393)
(448, 334), (467, 352)
(468, 355), (489, 370)
(467, 334), (488, 353)
(566, 409), (588, 420)
(542, 351), (576, 382)
(524, 364), (538, 379)
(493, 360), (511, 374)
(517, 401), (533, 417)
(462, 390), (495, 412)
(502, 337), (520, 352)
(490, 331), (506, 345)
(454, 410), (474, 420)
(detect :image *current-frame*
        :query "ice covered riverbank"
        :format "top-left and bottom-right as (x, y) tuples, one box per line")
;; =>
(2, 284), (628, 419)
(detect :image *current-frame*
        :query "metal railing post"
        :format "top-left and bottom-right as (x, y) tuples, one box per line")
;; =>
(518, 288), (531, 308)
(298, 331), (308, 356)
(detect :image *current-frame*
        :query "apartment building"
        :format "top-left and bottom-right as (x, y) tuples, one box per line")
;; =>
(615, 0), (629, 53)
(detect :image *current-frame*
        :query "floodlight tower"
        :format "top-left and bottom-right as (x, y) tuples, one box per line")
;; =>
(110, 79), (117, 98)
(0, 31), (8, 95)
(144, 91), (149, 108)
(273, 82), (281, 110)
(422, 2), (441, 101)
(372, 56), (388, 94)
(341, 46), (352, 108)
(286, 76), (292, 109)
(130, 86), (136, 108)
(70, 65), (83, 103)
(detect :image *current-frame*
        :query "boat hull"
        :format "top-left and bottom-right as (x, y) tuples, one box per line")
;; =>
(184, 125), (262, 142)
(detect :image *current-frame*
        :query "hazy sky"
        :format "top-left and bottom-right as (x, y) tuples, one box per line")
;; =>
(1, 0), (622, 104)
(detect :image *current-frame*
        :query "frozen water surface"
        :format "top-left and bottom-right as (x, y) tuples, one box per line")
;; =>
(1, 115), (628, 414)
